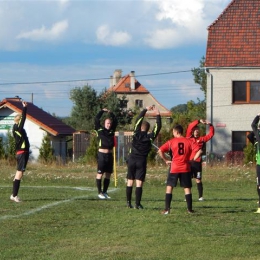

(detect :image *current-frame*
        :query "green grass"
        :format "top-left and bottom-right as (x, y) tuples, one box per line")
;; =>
(0, 162), (260, 260)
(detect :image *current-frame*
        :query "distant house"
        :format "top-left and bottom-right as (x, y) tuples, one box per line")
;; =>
(0, 97), (76, 161)
(205, 0), (260, 155)
(108, 70), (172, 126)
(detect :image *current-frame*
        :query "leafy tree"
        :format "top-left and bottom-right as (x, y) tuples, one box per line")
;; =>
(39, 134), (54, 163)
(68, 84), (98, 131)
(84, 133), (98, 164)
(0, 137), (6, 159)
(170, 104), (187, 114)
(6, 130), (16, 161)
(97, 90), (134, 130)
(68, 85), (134, 131)
(191, 56), (207, 99)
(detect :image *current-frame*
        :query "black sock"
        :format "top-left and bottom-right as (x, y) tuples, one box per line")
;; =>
(135, 187), (143, 206)
(197, 182), (203, 197)
(126, 186), (133, 204)
(103, 178), (110, 193)
(185, 193), (192, 211)
(165, 193), (172, 210)
(13, 179), (21, 197)
(96, 179), (102, 194)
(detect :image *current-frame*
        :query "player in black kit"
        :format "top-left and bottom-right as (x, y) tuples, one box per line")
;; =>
(126, 105), (161, 209)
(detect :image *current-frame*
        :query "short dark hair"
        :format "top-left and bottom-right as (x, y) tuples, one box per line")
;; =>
(173, 124), (183, 135)
(141, 121), (150, 132)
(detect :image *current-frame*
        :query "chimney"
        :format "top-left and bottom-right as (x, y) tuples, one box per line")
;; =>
(110, 76), (113, 88)
(113, 69), (122, 86)
(130, 71), (135, 90)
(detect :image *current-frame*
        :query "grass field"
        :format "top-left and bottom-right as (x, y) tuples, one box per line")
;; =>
(0, 162), (260, 260)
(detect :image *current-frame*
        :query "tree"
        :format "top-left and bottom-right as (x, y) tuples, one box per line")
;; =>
(39, 134), (54, 163)
(170, 104), (187, 114)
(191, 56), (207, 99)
(97, 90), (134, 130)
(68, 85), (98, 131)
(0, 137), (6, 159)
(6, 130), (16, 161)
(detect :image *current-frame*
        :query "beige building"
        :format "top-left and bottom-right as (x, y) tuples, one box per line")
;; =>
(108, 69), (172, 126)
(205, 0), (260, 155)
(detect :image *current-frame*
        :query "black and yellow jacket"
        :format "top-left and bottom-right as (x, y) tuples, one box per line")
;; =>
(12, 107), (30, 152)
(94, 110), (118, 150)
(129, 109), (161, 157)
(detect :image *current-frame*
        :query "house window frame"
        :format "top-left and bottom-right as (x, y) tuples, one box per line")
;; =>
(232, 81), (260, 104)
(135, 99), (143, 108)
(231, 131), (251, 151)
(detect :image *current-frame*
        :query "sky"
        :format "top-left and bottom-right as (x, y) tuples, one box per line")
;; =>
(0, 0), (231, 117)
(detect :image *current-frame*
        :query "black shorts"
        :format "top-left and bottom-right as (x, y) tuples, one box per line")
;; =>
(127, 155), (147, 181)
(16, 152), (29, 172)
(190, 161), (202, 179)
(166, 172), (192, 188)
(97, 152), (113, 174)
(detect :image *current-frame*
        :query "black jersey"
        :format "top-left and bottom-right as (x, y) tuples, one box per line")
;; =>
(95, 110), (118, 150)
(129, 109), (161, 157)
(12, 107), (30, 152)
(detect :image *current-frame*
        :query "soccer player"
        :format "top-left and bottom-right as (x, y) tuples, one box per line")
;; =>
(95, 108), (118, 199)
(186, 119), (214, 201)
(126, 105), (161, 209)
(250, 114), (260, 213)
(158, 124), (201, 214)
(10, 100), (30, 202)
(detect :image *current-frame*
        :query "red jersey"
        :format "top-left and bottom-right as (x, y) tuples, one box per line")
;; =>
(186, 120), (214, 162)
(159, 137), (199, 174)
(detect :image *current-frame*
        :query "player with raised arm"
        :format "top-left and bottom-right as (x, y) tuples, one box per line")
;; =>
(10, 100), (30, 202)
(250, 113), (260, 213)
(126, 105), (161, 209)
(94, 108), (118, 199)
(186, 119), (214, 201)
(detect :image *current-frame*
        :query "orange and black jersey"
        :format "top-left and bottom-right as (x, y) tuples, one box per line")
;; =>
(94, 110), (118, 150)
(13, 106), (30, 152)
(129, 109), (161, 157)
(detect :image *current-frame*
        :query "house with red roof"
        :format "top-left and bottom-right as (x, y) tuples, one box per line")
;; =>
(205, 0), (260, 154)
(108, 70), (172, 126)
(0, 97), (76, 161)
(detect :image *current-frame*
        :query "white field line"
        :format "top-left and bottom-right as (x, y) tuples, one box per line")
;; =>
(0, 186), (118, 222)
(0, 185), (96, 191)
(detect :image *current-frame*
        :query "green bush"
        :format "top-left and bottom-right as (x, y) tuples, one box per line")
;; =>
(39, 134), (54, 163)
(243, 142), (255, 164)
(6, 129), (16, 161)
(0, 137), (6, 159)
(84, 134), (98, 164)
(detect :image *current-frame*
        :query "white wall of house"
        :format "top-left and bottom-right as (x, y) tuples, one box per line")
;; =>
(206, 68), (260, 154)
(0, 107), (67, 161)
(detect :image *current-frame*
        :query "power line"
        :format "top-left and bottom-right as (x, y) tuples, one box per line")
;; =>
(0, 70), (192, 86)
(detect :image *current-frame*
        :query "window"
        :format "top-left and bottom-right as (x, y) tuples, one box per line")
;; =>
(135, 99), (143, 108)
(232, 131), (251, 151)
(119, 99), (128, 109)
(233, 81), (260, 103)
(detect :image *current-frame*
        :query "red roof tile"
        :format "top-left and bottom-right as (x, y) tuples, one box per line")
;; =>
(205, 0), (260, 67)
(109, 74), (149, 94)
(0, 98), (75, 136)
(108, 72), (171, 117)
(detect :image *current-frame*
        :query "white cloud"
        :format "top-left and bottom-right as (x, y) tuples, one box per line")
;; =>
(156, 0), (204, 25)
(144, 28), (182, 49)
(96, 24), (132, 46)
(16, 20), (68, 42)
(144, 0), (230, 49)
